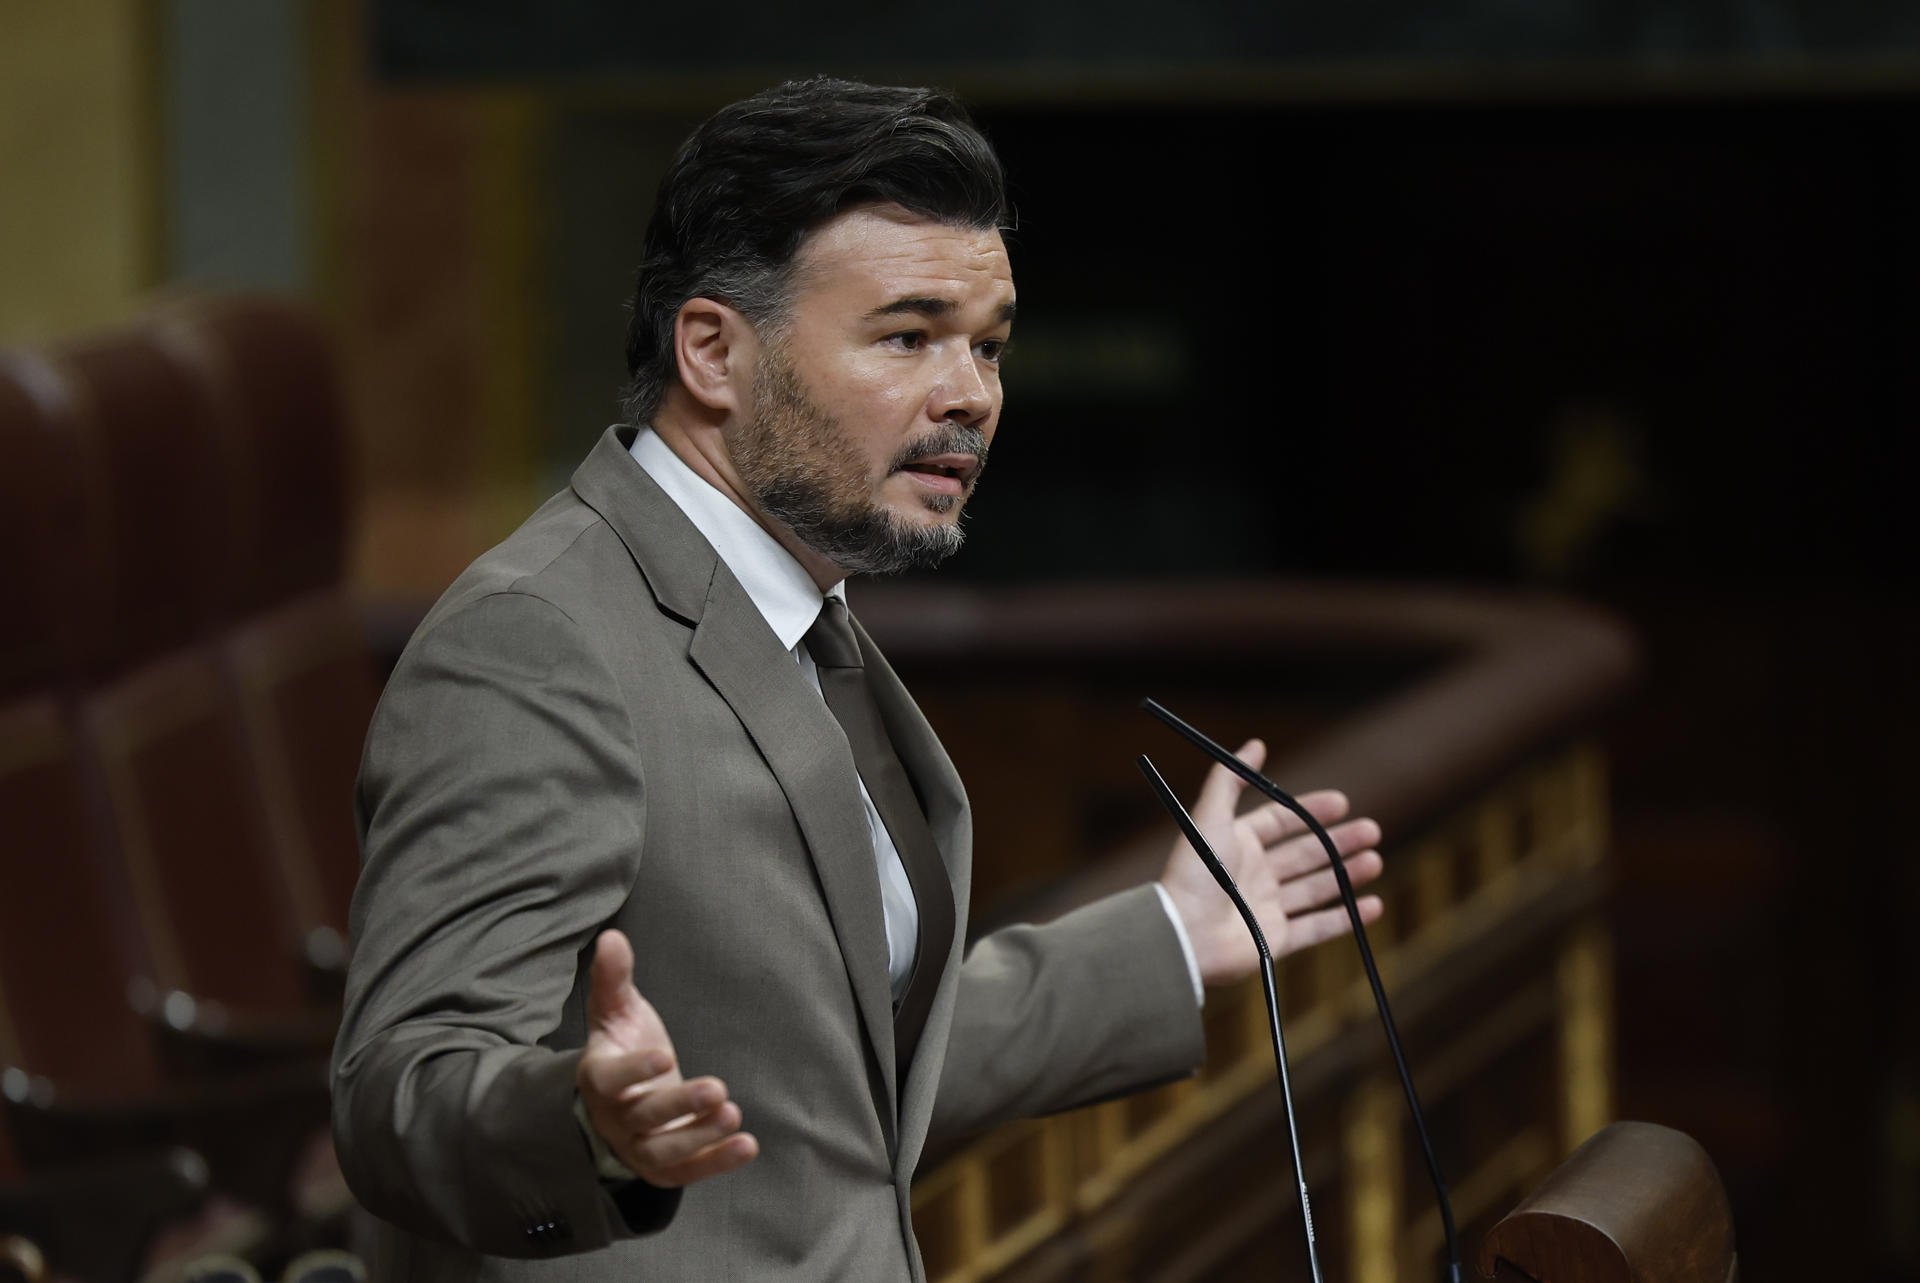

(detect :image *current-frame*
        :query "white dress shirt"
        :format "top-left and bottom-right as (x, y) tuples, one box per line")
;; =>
(627, 429), (1203, 1005)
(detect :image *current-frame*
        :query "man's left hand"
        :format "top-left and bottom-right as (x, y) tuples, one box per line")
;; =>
(1159, 738), (1385, 987)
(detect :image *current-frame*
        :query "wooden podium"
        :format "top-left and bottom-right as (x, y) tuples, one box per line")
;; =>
(1481, 1122), (1736, 1283)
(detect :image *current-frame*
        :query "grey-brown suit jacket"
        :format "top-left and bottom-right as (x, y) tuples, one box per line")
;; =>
(330, 426), (1205, 1279)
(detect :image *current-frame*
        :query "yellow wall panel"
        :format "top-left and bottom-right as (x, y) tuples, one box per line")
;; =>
(0, 0), (159, 344)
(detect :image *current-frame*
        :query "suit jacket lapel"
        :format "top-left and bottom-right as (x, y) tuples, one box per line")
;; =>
(855, 615), (968, 894)
(572, 428), (900, 1132)
(853, 612), (973, 1175)
(686, 589), (901, 1135)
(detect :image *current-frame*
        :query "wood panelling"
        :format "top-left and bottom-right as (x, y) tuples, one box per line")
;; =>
(913, 745), (1615, 1282)
(0, 0), (159, 345)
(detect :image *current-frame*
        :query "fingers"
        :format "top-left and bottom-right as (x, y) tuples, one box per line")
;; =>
(1279, 894), (1384, 956)
(1276, 849), (1384, 915)
(631, 1099), (742, 1170)
(1242, 789), (1352, 846)
(579, 1045), (676, 1106)
(618, 1076), (728, 1133)
(587, 929), (638, 1029)
(622, 1077), (759, 1187)
(574, 940), (758, 1188)
(1192, 739), (1266, 821)
(1258, 816), (1381, 882)
(645, 1132), (760, 1188)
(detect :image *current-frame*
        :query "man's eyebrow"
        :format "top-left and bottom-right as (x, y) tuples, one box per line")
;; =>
(864, 296), (1018, 325)
(865, 296), (958, 321)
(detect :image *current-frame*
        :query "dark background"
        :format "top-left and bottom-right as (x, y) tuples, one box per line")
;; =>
(958, 93), (1920, 1276)
(376, 0), (1920, 74)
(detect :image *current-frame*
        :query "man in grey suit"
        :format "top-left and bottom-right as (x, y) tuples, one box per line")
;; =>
(331, 78), (1385, 1278)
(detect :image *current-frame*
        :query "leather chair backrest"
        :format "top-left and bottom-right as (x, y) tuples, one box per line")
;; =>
(1, 298), (363, 1068)
(163, 298), (375, 945)
(153, 298), (351, 615)
(0, 695), (164, 1097)
(0, 355), (110, 697)
(37, 326), (310, 1012)
(79, 650), (309, 1012)
(43, 331), (239, 677)
(221, 595), (375, 946)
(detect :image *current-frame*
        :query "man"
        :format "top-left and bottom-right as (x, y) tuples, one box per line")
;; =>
(331, 77), (1384, 1279)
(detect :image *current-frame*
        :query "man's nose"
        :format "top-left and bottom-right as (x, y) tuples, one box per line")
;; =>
(929, 348), (993, 424)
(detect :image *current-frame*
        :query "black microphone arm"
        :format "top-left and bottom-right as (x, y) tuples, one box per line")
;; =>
(1137, 754), (1326, 1283)
(1142, 697), (1464, 1283)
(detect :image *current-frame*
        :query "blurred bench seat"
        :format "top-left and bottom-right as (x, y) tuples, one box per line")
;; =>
(0, 297), (373, 1279)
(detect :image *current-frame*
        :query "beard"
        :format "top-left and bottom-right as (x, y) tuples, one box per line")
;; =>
(727, 344), (989, 577)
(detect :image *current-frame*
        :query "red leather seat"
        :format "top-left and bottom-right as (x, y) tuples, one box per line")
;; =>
(42, 330), (309, 1014)
(160, 297), (378, 946)
(0, 305), (357, 1255)
(151, 297), (351, 615)
(0, 354), (160, 1101)
(0, 694), (167, 1101)
(0, 352), (109, 699)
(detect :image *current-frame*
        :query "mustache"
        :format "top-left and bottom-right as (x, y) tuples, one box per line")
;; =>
(887, 423), (990, 478)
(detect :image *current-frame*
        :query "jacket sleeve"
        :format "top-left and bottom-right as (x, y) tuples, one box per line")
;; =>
(930, 883), (1207, 1139)
(329, 589), (680, 1255)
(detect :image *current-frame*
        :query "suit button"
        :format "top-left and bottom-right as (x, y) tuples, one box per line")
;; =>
(525, 1216), (573, 1250)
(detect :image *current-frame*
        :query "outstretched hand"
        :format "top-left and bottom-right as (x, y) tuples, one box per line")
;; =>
(576, 929), (759, 1186)
(1158, 739), (1385, 987)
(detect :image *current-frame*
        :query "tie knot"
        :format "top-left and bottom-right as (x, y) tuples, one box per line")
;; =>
(804, 598), (863, 669)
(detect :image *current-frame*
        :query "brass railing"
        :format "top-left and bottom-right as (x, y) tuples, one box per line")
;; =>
(862, 581), (1636, 1283)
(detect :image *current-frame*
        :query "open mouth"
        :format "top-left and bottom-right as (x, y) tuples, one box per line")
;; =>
(896, 453), (980, 487)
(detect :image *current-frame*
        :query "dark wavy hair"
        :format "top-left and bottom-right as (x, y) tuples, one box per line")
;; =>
(619, 77), (1010, 425)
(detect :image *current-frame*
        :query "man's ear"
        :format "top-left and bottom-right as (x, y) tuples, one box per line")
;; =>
(673, 297), (755, 415)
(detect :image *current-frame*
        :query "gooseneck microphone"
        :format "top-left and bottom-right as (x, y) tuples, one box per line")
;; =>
(1138, 754), (1326, 1283)
(1143, 698), (1464, 1283)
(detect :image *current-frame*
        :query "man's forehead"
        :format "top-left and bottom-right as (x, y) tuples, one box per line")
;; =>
(793, 205), (1013, 302)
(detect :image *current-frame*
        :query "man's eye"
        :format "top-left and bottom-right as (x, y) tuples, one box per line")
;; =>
(888, 331), (926, 351)
(977, 339), (1009, 363)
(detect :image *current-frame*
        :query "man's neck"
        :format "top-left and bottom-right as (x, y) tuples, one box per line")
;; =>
(647, 417), (847, 593)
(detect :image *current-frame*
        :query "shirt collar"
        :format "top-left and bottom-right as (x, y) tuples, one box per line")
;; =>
(628, 427), (845, 651)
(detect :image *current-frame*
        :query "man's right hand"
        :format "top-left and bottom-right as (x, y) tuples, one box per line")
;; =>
(576, 929), (760, 1186)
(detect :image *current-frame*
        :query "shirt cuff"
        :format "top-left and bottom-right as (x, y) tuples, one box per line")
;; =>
(574, 1091), (642, 1183)
(1151, 882), (1206, 1008)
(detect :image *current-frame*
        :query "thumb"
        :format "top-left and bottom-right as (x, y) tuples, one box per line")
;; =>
(1193, 738), (1264, 821)
(587, 928), (641, 1032)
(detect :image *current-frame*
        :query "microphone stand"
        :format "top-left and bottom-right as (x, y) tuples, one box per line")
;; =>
(1143, 698), (1464, 1283)
(1138, 754), (1326, 1283)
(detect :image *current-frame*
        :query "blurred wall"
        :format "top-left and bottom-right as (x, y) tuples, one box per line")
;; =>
(10, 1), (1918, 601)
(0, 0), (314, 341)
(0, 0), (158, 343)
(166, 0), (311, 291)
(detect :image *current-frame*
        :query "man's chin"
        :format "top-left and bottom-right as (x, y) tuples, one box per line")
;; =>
(834, 507), (967, 576)
(891, 497), (960, 524)
(888, 487), (968, 520)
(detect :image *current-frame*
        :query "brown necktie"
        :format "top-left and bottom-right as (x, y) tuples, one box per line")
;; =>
(805, 597), (955, 1081)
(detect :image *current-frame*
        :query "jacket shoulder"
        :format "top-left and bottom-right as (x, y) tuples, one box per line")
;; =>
(425, 490), (648, 627)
